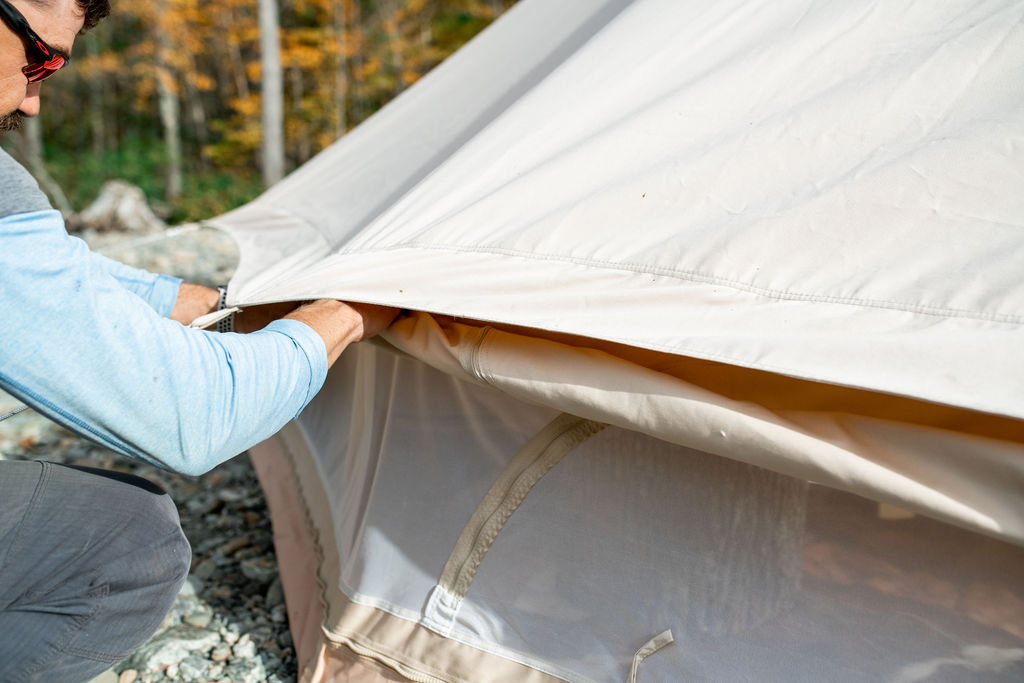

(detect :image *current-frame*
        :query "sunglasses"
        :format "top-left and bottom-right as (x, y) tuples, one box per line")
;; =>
(0, 0), (70, 83)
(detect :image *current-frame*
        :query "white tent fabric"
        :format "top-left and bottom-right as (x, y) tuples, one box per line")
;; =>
(210, 0), (1024, 680)
(217, 0), (1024, 421)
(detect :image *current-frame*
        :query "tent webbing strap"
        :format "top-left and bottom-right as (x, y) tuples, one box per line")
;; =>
(437, 413), (606, 601)
(628, 629), (675, 683)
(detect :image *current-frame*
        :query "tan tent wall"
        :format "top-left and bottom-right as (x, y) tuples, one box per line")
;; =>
(381, 314), (1024, 545)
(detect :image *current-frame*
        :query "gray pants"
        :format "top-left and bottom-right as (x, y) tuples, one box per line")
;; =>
(0, 460), (191, 682)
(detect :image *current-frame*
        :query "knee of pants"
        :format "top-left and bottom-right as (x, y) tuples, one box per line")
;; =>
(62, 463), (193, 596)
(113, 484), (193, 599)
(0, 463), (195, 669)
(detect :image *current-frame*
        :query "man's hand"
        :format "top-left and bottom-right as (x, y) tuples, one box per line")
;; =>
(284, 300), (400, 367)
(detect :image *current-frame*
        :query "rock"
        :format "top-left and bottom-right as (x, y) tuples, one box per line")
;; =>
(183, 606), (212, 628)
(73, 180), (166, 234)
(180, 575), (203, 598)
(193, 556), (219, 582)
(210, 644), (232, 662)
(176, 655), (211, 682)
(265, 576), (285, 609)
(240, 556), (277, 585)
(121, 626), (221, 672)
(233, 634), (258, 659)
(221, 659), (267, 683)
(218, 534), (250, 556)
(117, 671), (139, 683)
(221, 624), (241, 645)
(217, 487), (245, 503)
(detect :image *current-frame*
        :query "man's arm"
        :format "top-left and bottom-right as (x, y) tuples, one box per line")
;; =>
(168, 284), (397, 369)
(0, 208), (396, 475)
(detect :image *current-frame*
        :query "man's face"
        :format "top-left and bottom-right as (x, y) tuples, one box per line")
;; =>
(0, 0), (84, 131)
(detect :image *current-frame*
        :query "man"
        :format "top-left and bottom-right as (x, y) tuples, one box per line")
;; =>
(0, 1), (398, 680)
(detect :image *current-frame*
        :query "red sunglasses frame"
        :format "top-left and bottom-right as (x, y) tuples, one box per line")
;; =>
(0, 0), (70, 83)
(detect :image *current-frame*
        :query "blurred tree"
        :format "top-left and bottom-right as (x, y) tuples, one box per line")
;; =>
(259, 0), (285, 186)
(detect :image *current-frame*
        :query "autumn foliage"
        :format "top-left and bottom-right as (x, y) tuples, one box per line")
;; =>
(20, 0), (515, 221)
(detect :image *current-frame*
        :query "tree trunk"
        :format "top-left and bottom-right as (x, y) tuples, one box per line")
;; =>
(218, 7), (251, 101)
(382, 1), (405, 96)
(86, 34), (105, 158)
(155, 12), (182, 203)
(18, 117), (74, 215)
(259, 0), (285, 186)
(184, 78), (210, 173)
(332, 0), (350, 139)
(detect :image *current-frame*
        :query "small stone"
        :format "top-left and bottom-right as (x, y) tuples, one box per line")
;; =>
(240, 556), (277, 584)
(233, 634), (258, 660)
(221, 659), (267, 683)
(177, 575), (202, 598)
(217, 487), (245, 503)
(278, 631), (293, 650)
(121, 626), (221, 672)
(265, 577), (284, 609)
(193, 557), (219, 582)
(218, 534), (250, 556)
(210, 644), (232, 662)
(220, 624), (240, 645)
(211, 585), (233, 600)
(183, 608), (212, 628)
(117, 670), (139, 683)
(176, 655), (210, 682)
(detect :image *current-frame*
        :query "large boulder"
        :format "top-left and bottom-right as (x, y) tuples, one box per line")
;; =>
(72, 180), (166, 235)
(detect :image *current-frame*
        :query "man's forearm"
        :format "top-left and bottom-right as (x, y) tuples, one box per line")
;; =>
(169, 283), (219, 325)
(285, 300), (398, 368)
(169, 283), (398, 369)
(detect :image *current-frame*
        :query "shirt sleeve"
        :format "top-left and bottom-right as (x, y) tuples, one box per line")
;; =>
(0, 209), (329, 475)
(88, 251), (184, 318)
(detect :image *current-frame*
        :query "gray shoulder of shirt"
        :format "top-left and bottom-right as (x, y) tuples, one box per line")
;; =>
(0, 147), (53, 219)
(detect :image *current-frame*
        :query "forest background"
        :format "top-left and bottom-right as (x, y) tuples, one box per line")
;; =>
(2, 0), (516, 223)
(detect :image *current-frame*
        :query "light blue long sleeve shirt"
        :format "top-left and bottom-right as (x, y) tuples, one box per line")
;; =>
(1, 150), (327, 475)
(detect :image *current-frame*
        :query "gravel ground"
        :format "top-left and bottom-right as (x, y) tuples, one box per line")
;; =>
(0, 225), (297, 683)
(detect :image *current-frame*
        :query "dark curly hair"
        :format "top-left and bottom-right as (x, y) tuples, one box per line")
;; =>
(76, 0), (110, 31)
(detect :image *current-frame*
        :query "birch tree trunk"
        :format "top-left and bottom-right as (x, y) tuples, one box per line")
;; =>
(332, 0), (350, 139)
(156, 9), (183, 203)
(259, 0), (285, 187)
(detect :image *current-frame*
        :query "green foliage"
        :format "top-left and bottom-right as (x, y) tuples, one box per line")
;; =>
(43, 136), (262, 223)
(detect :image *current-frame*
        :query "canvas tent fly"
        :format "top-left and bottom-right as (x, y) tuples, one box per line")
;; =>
(210, 0), (1024, 680)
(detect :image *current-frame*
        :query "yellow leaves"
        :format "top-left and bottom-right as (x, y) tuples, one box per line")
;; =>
(355, 56), (382, 81)
(155, 66), (180, 95)
(229, 94), (262, 118)
(190, 73), (216, 92)
(75, 52), (121, 78)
